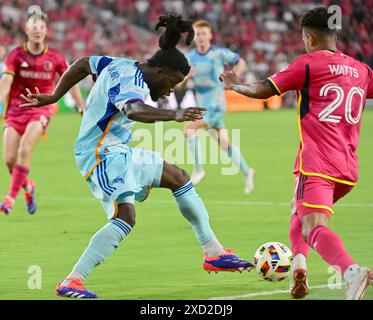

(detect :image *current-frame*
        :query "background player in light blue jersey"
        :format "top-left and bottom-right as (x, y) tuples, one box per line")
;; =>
(21, 15), (253, 299)
(184, 20), (255, 194)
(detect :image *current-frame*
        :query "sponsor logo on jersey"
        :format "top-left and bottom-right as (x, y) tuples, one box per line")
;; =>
(20, 70), (53, 80)
(21, 61), (29, 68)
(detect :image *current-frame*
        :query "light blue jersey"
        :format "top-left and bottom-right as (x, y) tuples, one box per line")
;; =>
(75, 56), (149, 178)
(186, 45), (239, 128)
(74, 56), (164, 219)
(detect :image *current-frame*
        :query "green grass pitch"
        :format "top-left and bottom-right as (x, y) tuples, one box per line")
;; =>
(0, 109), (372, 300)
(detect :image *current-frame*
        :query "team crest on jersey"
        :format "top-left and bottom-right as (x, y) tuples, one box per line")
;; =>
(44, 61), (53, 71)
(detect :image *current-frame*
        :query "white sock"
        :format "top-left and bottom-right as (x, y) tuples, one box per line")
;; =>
(292, 253), (307, 270)
(344, 264), (360, 282)
(202, 237), (225, 257)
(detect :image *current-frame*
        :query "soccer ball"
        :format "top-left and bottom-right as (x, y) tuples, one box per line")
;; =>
(254, 242), (293, 281)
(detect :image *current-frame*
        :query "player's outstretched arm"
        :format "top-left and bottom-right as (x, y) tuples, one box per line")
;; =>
(220, 70), (275, 99)
(123, 101), (206, 123)
(20, 57), (91, 108)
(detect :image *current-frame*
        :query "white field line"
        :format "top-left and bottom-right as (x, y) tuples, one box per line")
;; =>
(208, 283), (344, 300)
(40, 196), (373, 209)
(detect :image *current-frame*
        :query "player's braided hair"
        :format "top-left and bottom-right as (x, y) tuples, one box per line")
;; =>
(300, 7), (337, 35)
(155, 14), (195, 49)
(148, 14), (194, 76)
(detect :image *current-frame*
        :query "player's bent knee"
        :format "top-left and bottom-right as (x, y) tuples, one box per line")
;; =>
(301, 227), (311, 243)
(302, 224), (323, 243)
(174, 168), (190, 188)
(160, 162), (191, 190)
(116, 203), (136, 228)
(17, 146), (32, 161)
(126, 216), (136, 228)
(4, 157), (16, 172)
(301, 215), (329, 243)
(117, 213), (135, 228)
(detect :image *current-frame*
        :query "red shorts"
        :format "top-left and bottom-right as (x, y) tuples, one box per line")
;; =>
(5, 111), (51, 136)
(292, 173), (354, 220)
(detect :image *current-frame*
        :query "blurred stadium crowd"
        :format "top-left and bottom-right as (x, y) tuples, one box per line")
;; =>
(1, 0), (372, 83)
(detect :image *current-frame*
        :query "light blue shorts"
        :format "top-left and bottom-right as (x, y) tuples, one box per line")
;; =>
(204, 105), (225, 129)
(86, 147), (164, 219)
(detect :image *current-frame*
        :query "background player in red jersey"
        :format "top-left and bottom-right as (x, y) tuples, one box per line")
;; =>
(220, 7), (373, 300)
(0, 10), (84, 215)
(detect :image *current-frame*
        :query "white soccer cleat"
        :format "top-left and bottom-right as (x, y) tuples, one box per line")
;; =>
(244, 168), (256, 194)
(345, 267), (373, 300)
(191, 170), (206, 185)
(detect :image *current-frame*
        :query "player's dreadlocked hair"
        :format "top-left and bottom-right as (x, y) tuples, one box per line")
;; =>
(300, 7), (337, 35)
(148, 14), (194, 76)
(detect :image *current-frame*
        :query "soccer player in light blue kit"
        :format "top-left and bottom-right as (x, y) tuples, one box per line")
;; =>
(184, 20), (255, 193)
(21, 15), (253, 298)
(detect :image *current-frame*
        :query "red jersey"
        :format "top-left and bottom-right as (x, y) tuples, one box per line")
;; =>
(266, 50), (373, 185)
(3, 43), (68, 118)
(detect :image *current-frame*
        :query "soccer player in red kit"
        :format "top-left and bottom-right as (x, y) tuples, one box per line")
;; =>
(220, 7), (373, 300)
(0, 10), (84, 215)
